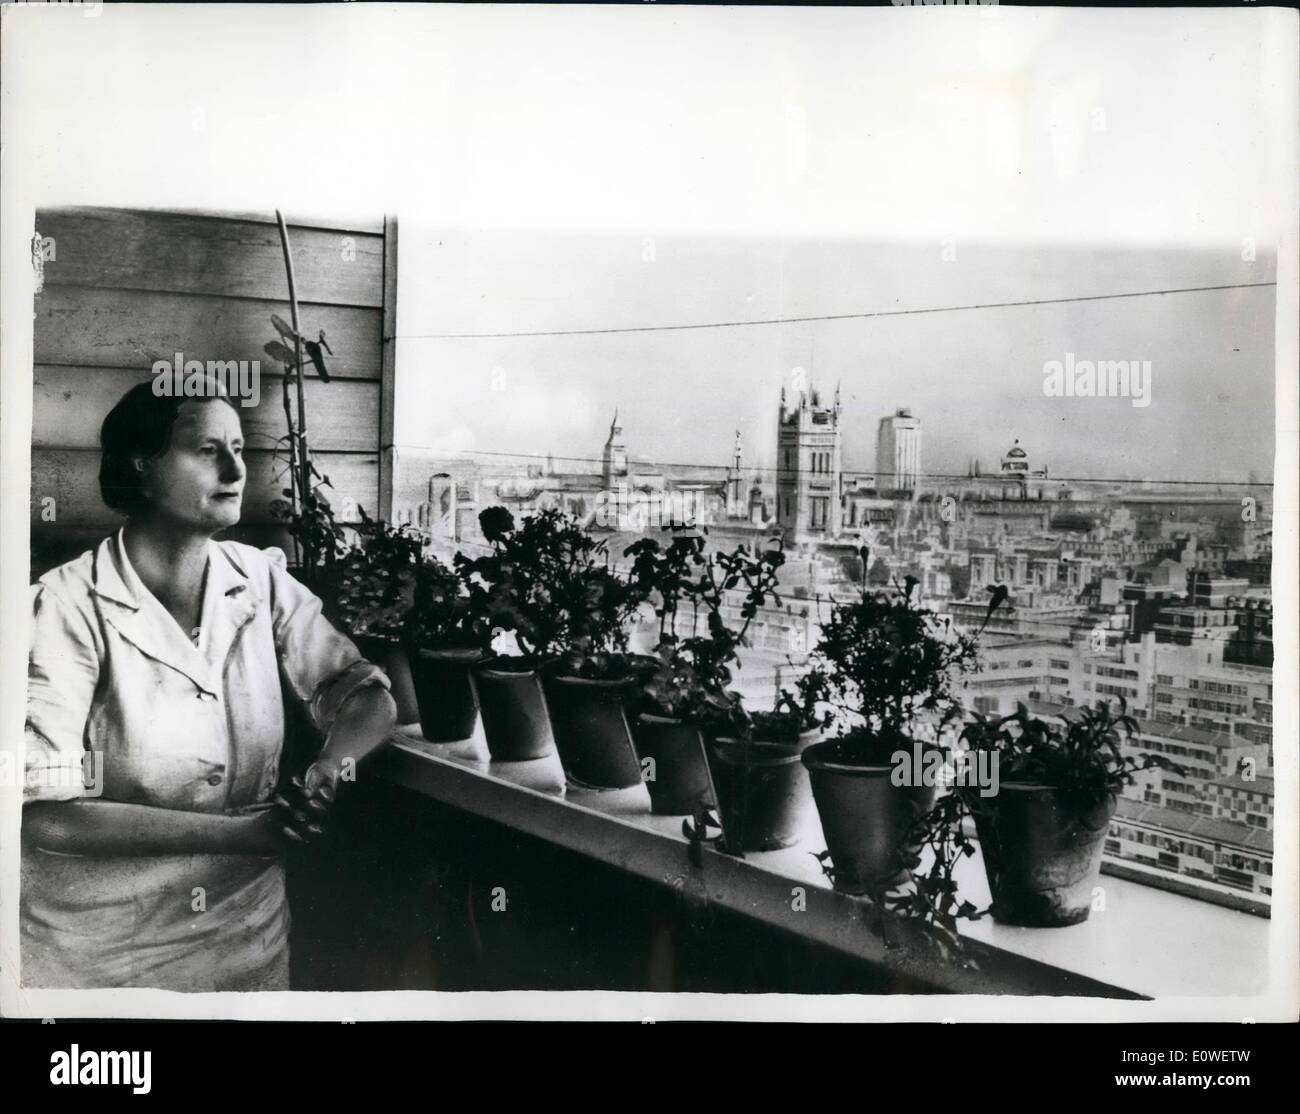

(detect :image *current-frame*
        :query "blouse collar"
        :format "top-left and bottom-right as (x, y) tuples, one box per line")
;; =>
(89, 529), (261, 694)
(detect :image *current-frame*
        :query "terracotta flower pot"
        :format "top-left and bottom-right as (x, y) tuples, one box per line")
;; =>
(471, 657), (556, 762)
(410, 647), (484, 743)
(631, 713), (715, 815)
(354, 634), (420, 727)
(543, 674), (644, 789)
(801, 736), (937, 894)
(966, 784), (1117, 927)
(708, 736), (816, 851)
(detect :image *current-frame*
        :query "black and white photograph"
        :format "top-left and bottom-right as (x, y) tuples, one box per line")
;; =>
(1, 1), (1296, 1030)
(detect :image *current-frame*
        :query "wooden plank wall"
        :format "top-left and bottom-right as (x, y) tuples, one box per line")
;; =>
(30, 207), (396, 578)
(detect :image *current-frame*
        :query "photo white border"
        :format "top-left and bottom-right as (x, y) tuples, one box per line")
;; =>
(1, 2), (1296, 1023)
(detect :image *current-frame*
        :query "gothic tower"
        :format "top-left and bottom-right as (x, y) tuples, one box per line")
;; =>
(776, 384), (842, 539)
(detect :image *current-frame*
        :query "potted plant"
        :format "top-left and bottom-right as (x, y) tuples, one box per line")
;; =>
(865, 701), (1188, 960)
(540, 542), (657, 790)
(627, 529), (785, 816)
(405, 553), (493, 743)
(466, 504), (655, 786)
(713, 667), (832, 759)
(324, 511), (426, 726)
(454, 506), (570, 761)
(952, 700), (1182, 927)
(801, 580), (979, 895)
(278, 490), (426, 727)
(708, 668), (832, 852)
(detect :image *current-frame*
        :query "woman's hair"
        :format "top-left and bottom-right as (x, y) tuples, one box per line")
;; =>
(99, 380), (241, 515)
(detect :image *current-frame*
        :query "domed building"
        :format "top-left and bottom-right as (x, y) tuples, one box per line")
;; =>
(1001, 439), (1029, 474)
(995, 439), (1049, 499)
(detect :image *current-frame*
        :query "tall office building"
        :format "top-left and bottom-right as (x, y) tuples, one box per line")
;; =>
(876, 408), (922, 493)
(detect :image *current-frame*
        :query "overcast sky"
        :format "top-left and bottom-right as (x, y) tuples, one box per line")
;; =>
(4, 4), (1293, 482)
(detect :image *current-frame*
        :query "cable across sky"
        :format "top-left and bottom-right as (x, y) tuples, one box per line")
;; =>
(397, 281), (1277, 341)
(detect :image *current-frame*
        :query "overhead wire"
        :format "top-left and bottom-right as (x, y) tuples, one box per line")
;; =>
(397, 281), (1277, 340)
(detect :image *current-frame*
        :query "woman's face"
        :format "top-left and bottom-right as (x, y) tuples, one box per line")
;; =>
(137, 400), (246, 534)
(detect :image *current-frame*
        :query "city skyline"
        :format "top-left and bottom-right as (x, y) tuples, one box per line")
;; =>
(394, 236), (1277, 485)
(393, 372), (1274, 492)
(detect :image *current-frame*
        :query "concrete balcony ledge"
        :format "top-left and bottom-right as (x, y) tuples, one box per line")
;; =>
(373, 726), (1269, 1000)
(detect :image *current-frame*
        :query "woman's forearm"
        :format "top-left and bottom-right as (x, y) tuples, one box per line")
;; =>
(22, 799), (282, 858)
(318, 683), (397, 774)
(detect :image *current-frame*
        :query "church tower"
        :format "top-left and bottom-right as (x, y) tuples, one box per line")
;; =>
(602, 410), (628, 489)
(776, 384), (842, 540)
(725, 429), (744, 518)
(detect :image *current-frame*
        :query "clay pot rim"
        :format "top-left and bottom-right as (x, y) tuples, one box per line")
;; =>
(474, 655), (550, 677)
(711, 744), (803, 769)
(416, 646), (486, 663)
(800, 737), (930, 776)
(713, 735), (801, 748)
(986, 781), (1054, 792)
(712, 737), (805, 761)
(713, 727), (821, 748)
(637, 711), (687, 726)
(802, 759), (893, 776)
(548, 673), (640, 690)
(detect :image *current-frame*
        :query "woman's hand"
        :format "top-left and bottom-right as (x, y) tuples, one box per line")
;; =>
(233, 806), (292, 856)
(272, 758), (341, 845)
(302, 755), (343, 805)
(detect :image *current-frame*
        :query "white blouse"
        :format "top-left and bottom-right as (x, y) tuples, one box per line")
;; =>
(21, 530), (390, 990)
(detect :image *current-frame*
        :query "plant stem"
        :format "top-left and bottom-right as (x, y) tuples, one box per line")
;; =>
(280, 374), (301, 567)
(276, 209), (313, 581)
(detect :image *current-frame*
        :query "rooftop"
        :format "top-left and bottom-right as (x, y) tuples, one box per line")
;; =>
(1019, 703), (1253, 754)
(1134, 721), (1252, 750)
(1113, 798), (1273, 853)
(1208, 772), (1276, 797)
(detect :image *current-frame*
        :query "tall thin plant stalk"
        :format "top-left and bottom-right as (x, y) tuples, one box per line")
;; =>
(275, 209), (314, 580)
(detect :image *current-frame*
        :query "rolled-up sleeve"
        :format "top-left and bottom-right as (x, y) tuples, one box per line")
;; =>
(25, 585), (100, 805)
(262, 548), (391, 736)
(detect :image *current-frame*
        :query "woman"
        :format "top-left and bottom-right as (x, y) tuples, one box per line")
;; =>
(21, 379), (397, 991)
